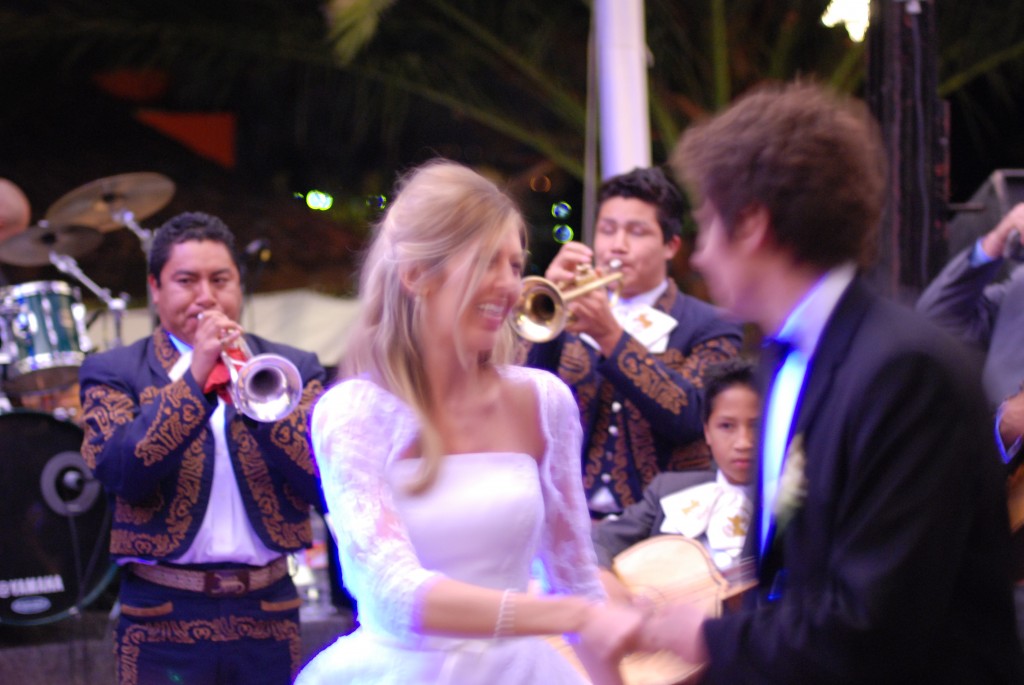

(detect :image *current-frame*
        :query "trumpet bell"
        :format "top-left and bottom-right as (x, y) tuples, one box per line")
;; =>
(511, 265), (624, 343)
(512, 276), (567, 343)
(229, 352), (303, 422)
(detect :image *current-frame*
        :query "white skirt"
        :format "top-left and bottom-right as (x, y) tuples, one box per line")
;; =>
(296, 627), (590, 685)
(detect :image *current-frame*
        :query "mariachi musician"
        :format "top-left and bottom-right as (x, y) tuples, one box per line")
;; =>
(79, 211), (326, 685)
(525, 167), (742, 517)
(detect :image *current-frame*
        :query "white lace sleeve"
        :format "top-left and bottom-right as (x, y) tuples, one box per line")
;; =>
(530, 369), (606, 603)
(311, 379), (441, 636)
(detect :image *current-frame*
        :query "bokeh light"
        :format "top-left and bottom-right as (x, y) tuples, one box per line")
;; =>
(305, 190), (334, 211)
(366, 194), (387, 210)
(530, 175), (552, 192)
(821, 0), (870, 42)
(551, 201), (572, 220)
(553, 224), (574, 243)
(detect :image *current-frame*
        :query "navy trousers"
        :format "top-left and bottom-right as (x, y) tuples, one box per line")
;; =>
(114, 567), (302, 685)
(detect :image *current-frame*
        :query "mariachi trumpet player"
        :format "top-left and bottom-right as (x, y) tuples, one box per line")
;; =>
(524, 167), (742, 518)
(78, 211), (326, 685)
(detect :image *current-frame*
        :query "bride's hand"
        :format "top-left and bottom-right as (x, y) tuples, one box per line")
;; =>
(573, 601), (647, 684)
(597, 568), (634, 606)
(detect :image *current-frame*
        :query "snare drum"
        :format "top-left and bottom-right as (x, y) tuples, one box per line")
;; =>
(9, 381), (84, 426)
(0, 281), (93, 394)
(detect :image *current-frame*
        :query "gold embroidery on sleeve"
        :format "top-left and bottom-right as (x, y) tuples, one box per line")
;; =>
(616, 336), (740, 415)
(269, 380), (323, 475)
(617, 337), (688, 414)
(135, 382), (207, 466)
(231, 422), (311, 549)
(557, 339), (592, 386)
(110, 437), (206, 557)
(81, 385), (136, 469)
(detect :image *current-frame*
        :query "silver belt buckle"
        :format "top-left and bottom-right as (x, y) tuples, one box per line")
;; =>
(203, 569), (250, 597)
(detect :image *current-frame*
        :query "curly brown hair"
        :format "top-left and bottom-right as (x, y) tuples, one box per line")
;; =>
(671, 81), (887, 269)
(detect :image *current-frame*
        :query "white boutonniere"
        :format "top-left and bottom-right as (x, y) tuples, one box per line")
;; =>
(772, 433), (808, 533)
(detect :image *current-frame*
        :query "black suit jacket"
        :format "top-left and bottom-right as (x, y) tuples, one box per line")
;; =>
(703, 278), (1024, 683)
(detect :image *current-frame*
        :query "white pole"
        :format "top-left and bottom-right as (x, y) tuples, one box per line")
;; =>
(594, 0), (651, 180)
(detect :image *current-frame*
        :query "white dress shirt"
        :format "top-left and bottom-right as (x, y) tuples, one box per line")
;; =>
(167, 334), (279, 566)
(760, 263), (856, 550)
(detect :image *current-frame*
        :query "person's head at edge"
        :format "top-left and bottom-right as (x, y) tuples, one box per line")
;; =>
(594, 166), (685, 298)
(147, 211), (244, 346)
(672, 80), (886, 331)
(700, 358), (759, 486)
(0, 178), (31, 243)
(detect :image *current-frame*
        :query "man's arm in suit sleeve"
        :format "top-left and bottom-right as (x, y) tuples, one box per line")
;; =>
(592, 475), (666, 568)
(240, 346), (327, 507)
(596, 322), (740, 447)
(592, 471), (715, 568)
(80, 351), (218, 503)
(915, 244), (1009, 348)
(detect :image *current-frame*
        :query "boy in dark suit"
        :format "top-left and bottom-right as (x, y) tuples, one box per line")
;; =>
(591, 359), (757, 602)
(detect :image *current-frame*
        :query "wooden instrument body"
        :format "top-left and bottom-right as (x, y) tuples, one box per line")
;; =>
(548, 535), (754, 685)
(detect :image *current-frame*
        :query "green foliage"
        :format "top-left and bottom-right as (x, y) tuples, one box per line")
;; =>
(3, 0), (1023, 183)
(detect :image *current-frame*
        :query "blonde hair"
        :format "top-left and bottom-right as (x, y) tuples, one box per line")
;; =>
(344, 159), (526, 490)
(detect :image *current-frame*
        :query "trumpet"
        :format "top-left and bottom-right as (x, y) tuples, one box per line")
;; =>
(221, 337), (303, 422)
(512, 260), (623, 343)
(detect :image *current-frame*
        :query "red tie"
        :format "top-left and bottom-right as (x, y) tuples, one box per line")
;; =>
(203, 348), (246, 403)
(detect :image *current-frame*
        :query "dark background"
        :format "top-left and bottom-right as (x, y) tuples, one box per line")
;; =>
(2, 1), (1023, 309)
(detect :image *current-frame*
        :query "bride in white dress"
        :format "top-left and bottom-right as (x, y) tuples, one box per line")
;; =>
(296, 160), (641, 685)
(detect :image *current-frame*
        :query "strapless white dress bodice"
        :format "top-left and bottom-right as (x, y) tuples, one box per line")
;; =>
(389, 452), (542, 592)
(298, 453), (587, 684)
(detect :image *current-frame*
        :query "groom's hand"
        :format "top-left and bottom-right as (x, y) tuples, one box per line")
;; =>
(636, 602), (710, 665)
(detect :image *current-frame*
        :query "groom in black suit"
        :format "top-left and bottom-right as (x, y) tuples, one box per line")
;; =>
(624, 82), (1024, 683)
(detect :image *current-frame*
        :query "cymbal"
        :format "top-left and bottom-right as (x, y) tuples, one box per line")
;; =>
(45, 172), (175, 231)
(0, 221), (103, 266)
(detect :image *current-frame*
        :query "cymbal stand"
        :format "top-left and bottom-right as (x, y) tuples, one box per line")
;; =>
(110, 207), (157, 322)
(49, 251), (129, 348)
(110, 208), (153, 256)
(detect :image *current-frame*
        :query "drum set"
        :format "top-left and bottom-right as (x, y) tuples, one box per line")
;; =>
(0, 172), (174, 626)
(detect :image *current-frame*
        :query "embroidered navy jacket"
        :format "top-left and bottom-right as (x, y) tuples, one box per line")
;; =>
(79, 327), (326, 561)
(527, 280), (742, 511)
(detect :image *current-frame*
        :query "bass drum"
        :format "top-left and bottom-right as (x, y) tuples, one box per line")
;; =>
(0, 410), (115, 625)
